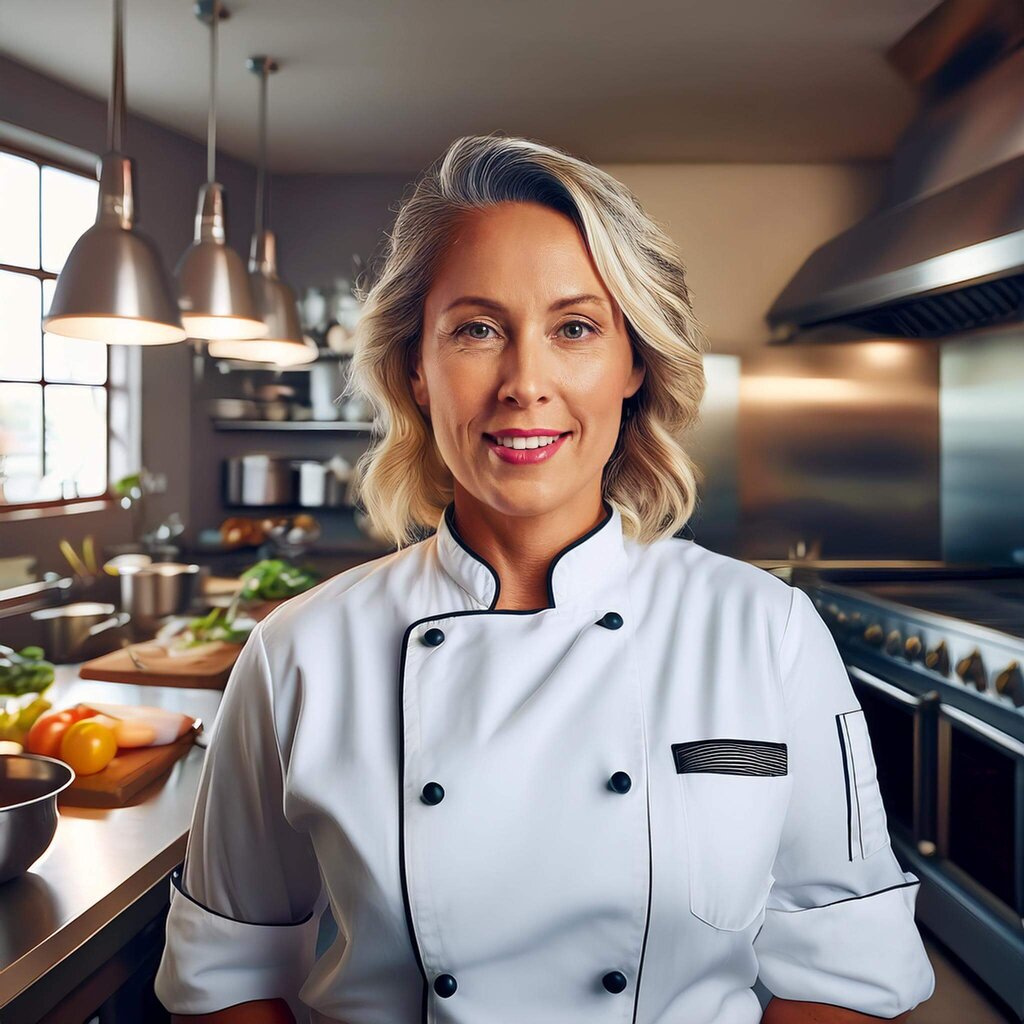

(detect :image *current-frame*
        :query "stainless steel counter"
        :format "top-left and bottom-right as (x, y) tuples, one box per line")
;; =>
(0, 665), (222, 1016)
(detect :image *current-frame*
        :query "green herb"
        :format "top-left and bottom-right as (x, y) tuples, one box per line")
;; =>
(239, 560), (319, 601)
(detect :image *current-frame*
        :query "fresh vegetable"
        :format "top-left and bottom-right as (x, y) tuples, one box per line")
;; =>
(181, 606), (252, 647)
(80, 702), (193, 747)
(26, 708), (88, 758)
(60, 720), (117, 775)
(0, 695), (52, 743)
(0, 646), (55, 697)
(239, 559), (318, 601)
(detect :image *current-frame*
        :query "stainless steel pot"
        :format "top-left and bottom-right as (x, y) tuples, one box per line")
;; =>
(118, 563), (203, 637)
(0, 754), (75, 884)
(296, 461), (348, 508)
(30, 602), (131, 663)
(224, 454), (296, 507)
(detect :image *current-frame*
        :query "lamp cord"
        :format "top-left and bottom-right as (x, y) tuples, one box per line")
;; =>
(254, 62), (268, 238)
(108, 0), (126, 153)
(207, 0), (219, 183)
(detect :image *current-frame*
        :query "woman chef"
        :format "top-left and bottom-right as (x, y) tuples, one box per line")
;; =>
(155, 134), (936, 1024)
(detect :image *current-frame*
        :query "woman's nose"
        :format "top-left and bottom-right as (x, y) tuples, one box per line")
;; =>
(496, 336), (553, 407)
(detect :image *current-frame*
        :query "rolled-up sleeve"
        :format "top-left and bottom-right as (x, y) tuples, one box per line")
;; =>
(154, 620), (326, 1021)
(753, 586), (936, 1017)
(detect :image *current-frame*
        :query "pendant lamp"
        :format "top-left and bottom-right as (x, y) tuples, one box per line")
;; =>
(207, 56), (318, 366)
(176, 0), (267, 341)
(44, 0), (185, 345)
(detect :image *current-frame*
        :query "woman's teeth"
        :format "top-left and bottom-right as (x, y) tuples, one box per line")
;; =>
(491, 434), (564, 449)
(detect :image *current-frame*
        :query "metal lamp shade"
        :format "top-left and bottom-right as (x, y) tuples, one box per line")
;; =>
(176, 182), (268, 340)
(44, 154), (186, 345)
(207, 230), (318, 365)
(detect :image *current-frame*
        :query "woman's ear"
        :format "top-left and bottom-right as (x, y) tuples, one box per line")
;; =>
(409, 346), (430, 413)
(625, 359), (646, 400)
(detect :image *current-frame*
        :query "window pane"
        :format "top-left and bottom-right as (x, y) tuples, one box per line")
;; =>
(41, 165), (98, 275)
(0, 270), (42, 380)
(44, 384), (107, 498)
(0, 153), (40, 269)
(0, 383), (42, 504)
(42, 279), (107, 384)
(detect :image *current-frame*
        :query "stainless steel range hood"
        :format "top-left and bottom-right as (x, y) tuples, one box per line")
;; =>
(768, 1), (1024, 343)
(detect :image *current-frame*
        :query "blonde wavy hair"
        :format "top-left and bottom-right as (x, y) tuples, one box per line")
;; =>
(344, 132), (709, 548)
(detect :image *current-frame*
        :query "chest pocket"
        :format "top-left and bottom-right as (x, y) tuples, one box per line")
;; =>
(673, 738), (791, 932)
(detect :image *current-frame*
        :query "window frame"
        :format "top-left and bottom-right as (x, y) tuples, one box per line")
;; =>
(0, 141), (113, 513)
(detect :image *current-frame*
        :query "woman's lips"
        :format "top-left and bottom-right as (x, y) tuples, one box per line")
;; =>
(484, 432), (571, 465)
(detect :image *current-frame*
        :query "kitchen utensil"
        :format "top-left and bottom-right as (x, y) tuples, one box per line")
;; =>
(103, 553), (153, 576)
(208, 398), (259, 420)
(0, 753), (75, 883)
(224, 454), (296, 506)
(58, 539), (92, 582)
(309, 362), (342, 421)
(30, 602), (131, 663)
(118, 563), (203, 637)
(296, 460), (348, 508)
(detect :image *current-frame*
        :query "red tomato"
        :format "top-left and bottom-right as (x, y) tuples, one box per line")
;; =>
(25, 707), (98, 758)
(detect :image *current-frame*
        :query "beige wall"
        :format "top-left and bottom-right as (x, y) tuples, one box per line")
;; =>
(600, 162), (888, 355)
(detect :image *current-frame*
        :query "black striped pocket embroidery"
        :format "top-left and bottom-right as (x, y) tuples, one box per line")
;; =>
(672, 738), (788, 776)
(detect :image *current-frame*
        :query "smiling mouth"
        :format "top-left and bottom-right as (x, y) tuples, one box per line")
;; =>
(483, 431), (572, 449)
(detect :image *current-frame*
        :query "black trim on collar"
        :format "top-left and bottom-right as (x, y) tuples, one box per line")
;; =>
(442, 497), (615, 611)
(169, 864), (316, 927)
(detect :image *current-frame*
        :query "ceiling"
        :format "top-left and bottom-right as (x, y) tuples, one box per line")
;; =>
(0, 0), (937, 174)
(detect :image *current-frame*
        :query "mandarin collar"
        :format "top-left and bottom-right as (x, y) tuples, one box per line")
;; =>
(433, 498), (629, 611)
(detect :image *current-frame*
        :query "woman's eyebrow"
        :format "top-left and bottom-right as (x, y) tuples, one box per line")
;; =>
(441, 293), (609, 314)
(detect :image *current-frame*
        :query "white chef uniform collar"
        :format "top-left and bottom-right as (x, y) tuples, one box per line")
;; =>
(434, 497), (630, 610)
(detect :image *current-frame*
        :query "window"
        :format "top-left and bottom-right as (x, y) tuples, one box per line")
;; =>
(0, 146), (108, 507)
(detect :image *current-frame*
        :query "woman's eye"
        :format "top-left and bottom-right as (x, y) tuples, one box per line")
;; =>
(559, 319), (597, 341)
(457, 321), (497, 341)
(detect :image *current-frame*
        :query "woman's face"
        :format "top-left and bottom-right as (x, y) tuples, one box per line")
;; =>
(412, 200), (645, 519)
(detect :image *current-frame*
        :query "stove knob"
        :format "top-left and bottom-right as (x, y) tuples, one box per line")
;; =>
(904, 635), (923, 661)
(884, 629), (903, 657)
(925, 641), (950, 676)
(955, 648), (987, 691)
(864, 623), (884, 647)
(994, 661), (1024, 707)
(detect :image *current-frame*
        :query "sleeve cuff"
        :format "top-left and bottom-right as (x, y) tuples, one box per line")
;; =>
(154, 869), (325, 1021)
(755, 875), (936, 1018)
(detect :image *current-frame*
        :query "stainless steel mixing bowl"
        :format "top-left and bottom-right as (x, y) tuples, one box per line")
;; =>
(0, 754), (75, 884)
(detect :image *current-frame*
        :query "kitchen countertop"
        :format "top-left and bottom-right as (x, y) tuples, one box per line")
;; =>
(0, 664), (222, 1020)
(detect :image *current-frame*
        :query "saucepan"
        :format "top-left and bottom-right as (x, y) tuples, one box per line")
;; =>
(0, 753), (75, 884)
(117, 563), (204, 637)
(30, 602), (131, 663)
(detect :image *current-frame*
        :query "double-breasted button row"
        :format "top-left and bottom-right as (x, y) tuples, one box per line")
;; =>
(422, 773), (630, 803)
(431, 970), (628, 998)
(421, 612), (624, 648)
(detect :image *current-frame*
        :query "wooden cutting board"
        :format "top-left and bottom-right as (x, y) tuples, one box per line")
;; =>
(78, 641), (243, 690)
(58, 718), (204, 807)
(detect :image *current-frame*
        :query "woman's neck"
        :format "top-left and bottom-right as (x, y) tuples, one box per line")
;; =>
(450, 488), (607, 610)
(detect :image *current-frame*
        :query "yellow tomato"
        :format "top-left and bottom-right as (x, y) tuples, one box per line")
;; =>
(60, 720), (117, 775)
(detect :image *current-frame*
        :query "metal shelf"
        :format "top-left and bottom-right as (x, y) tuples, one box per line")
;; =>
(212, 419), (373, 432)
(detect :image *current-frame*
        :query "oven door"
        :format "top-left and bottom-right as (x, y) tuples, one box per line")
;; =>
(937, 704), (1024, 923)
(847, 665), (938, 849)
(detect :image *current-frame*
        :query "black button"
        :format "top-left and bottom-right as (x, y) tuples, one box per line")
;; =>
(597, 611), (623, 630)
(423, 627), (446, 646)
(421, 782), (445, 805)
(602, 970), (628, 993)
(434, 973), (457, 997)
(607, 771), (632, 794)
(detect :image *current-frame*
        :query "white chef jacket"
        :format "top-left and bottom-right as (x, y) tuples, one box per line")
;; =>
(154, 498), (936, 1023)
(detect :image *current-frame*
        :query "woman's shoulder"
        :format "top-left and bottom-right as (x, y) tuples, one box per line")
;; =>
(629, 533), (795, 628)
(255, 538), (429, 648)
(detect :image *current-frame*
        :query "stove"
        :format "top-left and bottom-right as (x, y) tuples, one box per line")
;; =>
(795, 566), (1024, 1021)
